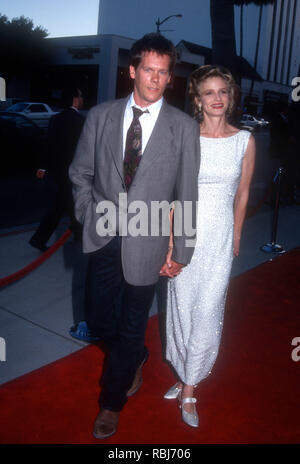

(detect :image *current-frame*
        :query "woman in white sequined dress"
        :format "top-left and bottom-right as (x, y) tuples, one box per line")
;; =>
(161, 65), (256, 427)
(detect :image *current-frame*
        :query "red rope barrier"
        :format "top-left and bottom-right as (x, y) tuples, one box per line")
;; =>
(0, 229), (72, 288)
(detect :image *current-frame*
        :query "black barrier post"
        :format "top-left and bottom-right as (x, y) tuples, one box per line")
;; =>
(260, 166), (286, 254)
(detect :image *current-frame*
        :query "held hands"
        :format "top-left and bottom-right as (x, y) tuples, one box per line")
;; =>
(36, 169), (46, 179)
(159, 247), (184, 278)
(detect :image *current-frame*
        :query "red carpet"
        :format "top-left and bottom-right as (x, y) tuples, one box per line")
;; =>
(0, 249), (300, 444)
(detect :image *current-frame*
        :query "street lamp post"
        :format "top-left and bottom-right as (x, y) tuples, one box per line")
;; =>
(156, 14), (182, 33)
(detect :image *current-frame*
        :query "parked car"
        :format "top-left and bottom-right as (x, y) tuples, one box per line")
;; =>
(240, 114), (261, 131)
(4, 102), (61, 128)
(0, 111), (47, 173)
(256, 117), (270, 128)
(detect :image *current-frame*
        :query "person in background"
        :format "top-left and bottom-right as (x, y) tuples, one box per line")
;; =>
(29, 88), (84, 252)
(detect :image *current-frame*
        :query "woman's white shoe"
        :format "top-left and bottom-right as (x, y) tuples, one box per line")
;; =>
(180, 397), (199, 428)
(163, 383), (182, 399)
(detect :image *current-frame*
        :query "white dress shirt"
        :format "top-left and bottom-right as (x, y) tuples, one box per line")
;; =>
(122, 93), (163, 158)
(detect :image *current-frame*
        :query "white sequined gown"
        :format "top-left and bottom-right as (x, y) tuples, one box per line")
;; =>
(166, 130), (251, 385)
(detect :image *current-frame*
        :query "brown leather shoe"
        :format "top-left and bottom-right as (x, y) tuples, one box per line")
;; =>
(126, 352), (148, 397)
(93, 408), (120, 439)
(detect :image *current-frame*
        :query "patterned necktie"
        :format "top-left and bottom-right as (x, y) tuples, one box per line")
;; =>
(123, 107), (148, 190)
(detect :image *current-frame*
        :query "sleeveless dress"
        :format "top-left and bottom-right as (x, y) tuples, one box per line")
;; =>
(166, 130), (251, 385)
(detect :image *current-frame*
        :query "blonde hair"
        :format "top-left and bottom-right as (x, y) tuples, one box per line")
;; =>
(188, 65), (238, 122)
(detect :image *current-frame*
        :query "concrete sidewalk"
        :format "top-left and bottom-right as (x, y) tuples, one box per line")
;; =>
(1, 199), (299, 385)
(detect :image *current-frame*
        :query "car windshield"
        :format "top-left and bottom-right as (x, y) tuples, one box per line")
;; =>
(7, 103), (28, 112)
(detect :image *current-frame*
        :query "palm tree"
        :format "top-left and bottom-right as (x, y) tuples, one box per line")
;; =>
(239, 3), (244, 57)
(234, 1), (275, 97)
(249, 2), (264, 96)
(210, 0), (275, 78)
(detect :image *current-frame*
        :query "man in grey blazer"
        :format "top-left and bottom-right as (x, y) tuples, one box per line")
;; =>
(69, 33), (200, 439)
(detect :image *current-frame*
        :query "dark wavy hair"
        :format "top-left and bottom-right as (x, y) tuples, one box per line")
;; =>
(129, 33), (177, 74)
(188, 65), (238, 122)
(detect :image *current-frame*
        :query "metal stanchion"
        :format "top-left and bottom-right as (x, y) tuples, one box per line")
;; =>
(260, 166), (286, 254)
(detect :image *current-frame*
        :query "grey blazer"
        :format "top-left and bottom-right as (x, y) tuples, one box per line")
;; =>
(69, 97), (200, 286)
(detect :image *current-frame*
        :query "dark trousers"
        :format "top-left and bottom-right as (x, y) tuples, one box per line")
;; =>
(32, 181), (81, 246)
(85, 236), (156, 412)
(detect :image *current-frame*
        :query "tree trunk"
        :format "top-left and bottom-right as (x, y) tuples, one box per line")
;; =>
(249, 3), (263, 96)
(240, 4), (244, 56)
(210, 0), (238, 78)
